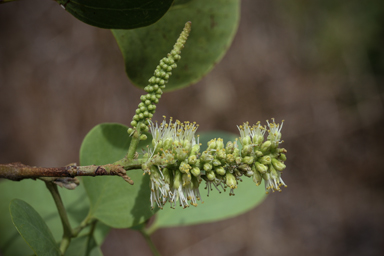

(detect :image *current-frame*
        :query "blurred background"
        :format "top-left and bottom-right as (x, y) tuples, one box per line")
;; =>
(1, 0), (384, 255)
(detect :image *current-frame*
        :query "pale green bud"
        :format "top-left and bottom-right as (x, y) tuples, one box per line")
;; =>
(163, 138), (173, 150)
(215, 167), (226, 176)
(207, 139), (217, 150)
(259, 155), (271, 165)
(191, 167), (200, 177)
(162, 168), (172, 184)
(226, 154), (235, 163)
(235, 156), (242, 165)
(225, 141), (234, 154)
(252, 169), (262, 186)
(272, 158), (286, 171)
(255, 150), (263, 157)
(241, 136), (252, 146)
(242, 156), (254, 165)
(252, 135), (264, 146)
(260, 141), (271, 152)
(188, 155), (197, 165)
(216, 149), (226, 160)
(233, 147), (240, 157)
(212, 159), (221, 167)
(254, 162), (268, 174)
(216, 138), (224, 150)
(127, 128), (134, 135)
(201, 151), (213, 163)
(239, 164), (251, 172)
(140, 134), (147, 141)
(179, 161), (191, 173)
(182, 172), (191, 187)
(279, 153), (287, 161)
(191, 144), (200, 156)
(242, 145), (253, 156)
(173, 170), (182, 189)
(203, 163), (212, 172)
(206, 170), (216, 181)
(225, 173), (237, 189)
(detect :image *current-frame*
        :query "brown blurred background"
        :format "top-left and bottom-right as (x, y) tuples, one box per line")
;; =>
(1, 0), (384, 255)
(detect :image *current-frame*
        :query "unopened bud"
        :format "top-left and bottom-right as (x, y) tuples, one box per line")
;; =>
(259, 155), (271, 165)
(216, 138), (224, 150)
(254, 161), (268, 174)
(215, 167), (226, 176)
(272, 158), (286, 171)
(225, 141), (234, 154)
(191, 167), (200, 177)
(203, 163), (212, 172)
(260, 141), (271, 152)
(225, 173), (237, 189)
(206, 170), (216, 181)
(242, 156), (254, 165)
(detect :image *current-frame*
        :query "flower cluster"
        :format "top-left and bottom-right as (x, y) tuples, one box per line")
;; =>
(143, 117), (287, 209)
(127, 22), (191, 137)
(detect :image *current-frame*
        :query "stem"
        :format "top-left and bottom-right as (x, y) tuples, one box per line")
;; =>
(126, 123), (142, 159)
(85, 220), (98, 255)
(0, 161), (146, 184)
(140, 229), (161, 256)
(45, 181), (72, 255)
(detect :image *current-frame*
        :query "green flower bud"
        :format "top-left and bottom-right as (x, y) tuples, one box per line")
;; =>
(242, 156), (254, 165)
(255, 150), (263, 157)
(127, 128), (134, 135)
(225, 173), (237, 189)
(216, 138), (224, 150)
(254, 161), (268, 174)
(206, 170), (216, 181)
(235, 156), (242, 165)
(259, 155), (271, 165)
(242, 145), (253, 156)
(203, 163), (212, 172)
(201, 151), (213, 163)
(212, 159), (221, 167)
(226, 154), (235, 163)
(188, 155), (197, 165)
(140, 134), (147, 141)
(179, 161), (191, 173)
(182, 172), (191, 186)
(272, 158), (286, 171)
(215, 167), (226, 176)
(207, 139), (217, 150)
(279, 153), (287, 161)
(173, 170), (182, 189)
(252, 170), (262, 186)
(131, 121), (137, 127)
(225, 141), (234, 154)
(233, 146), (240, 157)
(260, 141), (271, 152)
(162, 168), (172, 185)
(252, 135), (264, 146)
(190, 144), (200, 156)
(163, 138), (173, 150)
(239, 164), (251, 172)
(241, 136), (252, 146)
(245, 170), (254, 177)
(216, 149), (226, 160)
(191, 167), (200, 177)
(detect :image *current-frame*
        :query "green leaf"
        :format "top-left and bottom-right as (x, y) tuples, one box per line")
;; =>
(150, 131), (267, 229)
(9, 199), (61, 256)
(80, 123), (155, 228)
(112, 0), (240, 91)
(57, 0), (174, 29)
(0, 179), (108, 256)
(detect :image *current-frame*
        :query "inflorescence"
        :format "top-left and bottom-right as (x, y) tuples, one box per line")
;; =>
(127, 22), (192, 138)
(142, 117), (287, 209)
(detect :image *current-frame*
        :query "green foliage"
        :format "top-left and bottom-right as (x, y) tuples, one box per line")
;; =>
(112, 0), (240, 91)
(9, 199), (61, 256)
(151, 131), (267, 229)
(80, 123), (156, 228)
(0, 179), (108, 255)
(56, 0), (174, 29)
(65, 235), (103, 256)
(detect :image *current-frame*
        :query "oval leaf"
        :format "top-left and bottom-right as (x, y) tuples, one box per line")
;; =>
(57, 0), (174, 29)
(80, 123), (155, 228)
(112, 0), (240, 91)
(0, 179), (103, 256)
(150, 131), (267, 229)
(9, 199), (61, 256)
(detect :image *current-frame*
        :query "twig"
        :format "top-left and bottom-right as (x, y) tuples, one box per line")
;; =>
(0, 162), (142, 184)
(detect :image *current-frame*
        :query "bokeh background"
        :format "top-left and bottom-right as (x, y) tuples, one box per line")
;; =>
(1, 0), (384, 255)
